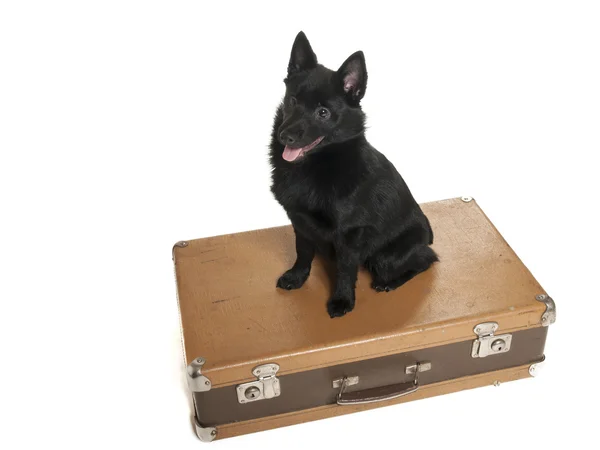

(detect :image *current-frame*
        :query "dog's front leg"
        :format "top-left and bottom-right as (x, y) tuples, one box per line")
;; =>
(276, 229), (315, 290)
(327, 238), (360, 318)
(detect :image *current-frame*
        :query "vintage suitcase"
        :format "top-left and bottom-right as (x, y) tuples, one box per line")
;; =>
(172, 197), (555, 442)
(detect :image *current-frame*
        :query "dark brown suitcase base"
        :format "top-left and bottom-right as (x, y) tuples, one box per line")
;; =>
(208, 363), (539, 441)
(195, 326), (546, 426)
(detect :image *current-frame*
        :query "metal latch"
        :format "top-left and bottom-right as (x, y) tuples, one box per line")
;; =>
(471, 322), (512, 358)
(236, 363), (281, 404)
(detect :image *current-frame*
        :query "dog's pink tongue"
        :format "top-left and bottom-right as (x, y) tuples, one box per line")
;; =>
(282, 146), (303, 162)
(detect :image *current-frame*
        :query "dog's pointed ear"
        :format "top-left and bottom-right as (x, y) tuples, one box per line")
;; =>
(288, 31), (317, 75)
(337, 51), (367, 103)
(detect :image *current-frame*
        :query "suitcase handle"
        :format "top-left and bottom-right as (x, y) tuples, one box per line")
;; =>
(336, 363), (421, 406)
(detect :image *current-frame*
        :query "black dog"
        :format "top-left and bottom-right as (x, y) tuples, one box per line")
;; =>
(269, 32), (437, 318)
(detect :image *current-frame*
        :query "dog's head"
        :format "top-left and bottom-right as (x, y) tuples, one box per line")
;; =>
(277, 32), (367, 162)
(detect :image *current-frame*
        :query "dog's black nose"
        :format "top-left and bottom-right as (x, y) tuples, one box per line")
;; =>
(280, 132), (295, 145)
(279, 129), (304, 146)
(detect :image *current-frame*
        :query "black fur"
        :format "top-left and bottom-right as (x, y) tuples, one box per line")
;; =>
(269, 32), (438, 318)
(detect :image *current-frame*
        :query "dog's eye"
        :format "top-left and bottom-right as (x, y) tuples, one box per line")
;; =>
(289, 96), (297, 107)
(317, 107), (331, 119)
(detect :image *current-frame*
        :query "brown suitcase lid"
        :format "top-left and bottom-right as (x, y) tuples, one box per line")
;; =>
(173, 198), (549, 388)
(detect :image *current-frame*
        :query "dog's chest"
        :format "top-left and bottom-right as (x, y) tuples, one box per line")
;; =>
(273, 168), (337, 212)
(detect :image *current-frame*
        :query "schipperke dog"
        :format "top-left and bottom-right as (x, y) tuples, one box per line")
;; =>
(269, 32), (437, 318)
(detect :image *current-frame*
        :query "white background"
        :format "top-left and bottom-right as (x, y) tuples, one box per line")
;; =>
(1, 1), (598, 448)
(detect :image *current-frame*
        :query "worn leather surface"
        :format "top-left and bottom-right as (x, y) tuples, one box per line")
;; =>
(174, 197), (547, 387)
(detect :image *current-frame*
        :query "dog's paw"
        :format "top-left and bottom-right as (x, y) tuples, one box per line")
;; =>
(372, 277), (401, 292)
(327, 294), (355, 318)
(372, 276), (412, 292)
(276, 268), (310, 290)
(371, 280), (392, 293)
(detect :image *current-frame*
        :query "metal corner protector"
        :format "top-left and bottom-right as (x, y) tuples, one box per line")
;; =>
(535, 294), (556, 326)
(172, 240), (189, 263)
(529, 356), (546, 377)
(194, 415), (217, 442)
(187, 357), (212, 392)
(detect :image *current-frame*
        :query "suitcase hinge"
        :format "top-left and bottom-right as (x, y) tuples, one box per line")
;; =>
(471, 322), (513, 358)
(236, 363), (281, 404)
